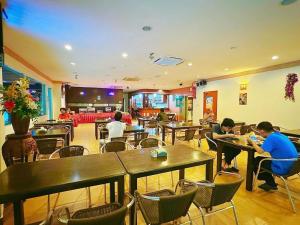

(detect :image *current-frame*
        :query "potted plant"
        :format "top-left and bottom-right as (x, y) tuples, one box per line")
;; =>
(0, 77), (40, 135)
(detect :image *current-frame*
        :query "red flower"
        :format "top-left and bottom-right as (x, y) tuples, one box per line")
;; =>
(4, 101), (16, 113)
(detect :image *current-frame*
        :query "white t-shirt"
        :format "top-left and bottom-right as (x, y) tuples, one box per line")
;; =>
(106, 121), (126, 140)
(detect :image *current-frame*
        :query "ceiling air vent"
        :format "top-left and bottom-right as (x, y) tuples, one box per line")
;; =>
(154, 56), (184, 66)
(123, 77), (140, 82)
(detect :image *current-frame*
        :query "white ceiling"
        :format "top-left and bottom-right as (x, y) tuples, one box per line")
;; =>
(3, 0), (300, 90)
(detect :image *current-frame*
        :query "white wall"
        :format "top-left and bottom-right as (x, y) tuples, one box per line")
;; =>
(193, 66), (300, 129)
(52, 83), (63, 119)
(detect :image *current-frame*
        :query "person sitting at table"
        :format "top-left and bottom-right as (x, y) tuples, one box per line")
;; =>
(248, 121), (298, 191)
(58, 107), (71, 120)
(203, 108), (215, 122)
(106, 111), (126, 141)
(212, 118), (241, 172)
(156, 108), (168, 121)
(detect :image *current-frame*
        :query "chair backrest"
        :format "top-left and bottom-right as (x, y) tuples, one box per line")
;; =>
(135, 180), (198, 224)
(67, 205), (128, 225)
(211, 172), (244, 206)
(205, 132), (217, 150)
(167, 113), (176, 121)
(240, 125), (249, 135)
(132, 132), (149, 147)
(36, 138), (58, 155)
(286, 158), (300, 177)
(50, 145), (86, 159)
(111, 137), (127, 142)
(146, 120), (158, 128)
(102, 141), (128, 153)
(139, 137), (165, 148)
(184, 129), (197, 141)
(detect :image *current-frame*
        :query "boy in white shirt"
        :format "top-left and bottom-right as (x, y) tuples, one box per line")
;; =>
(106, 111), (126, 141)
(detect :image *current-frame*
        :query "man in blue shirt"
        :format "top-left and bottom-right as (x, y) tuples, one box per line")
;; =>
(248, 121), (298, 191)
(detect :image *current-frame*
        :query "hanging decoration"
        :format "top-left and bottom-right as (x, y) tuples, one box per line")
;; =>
(285, 73), (298, 101)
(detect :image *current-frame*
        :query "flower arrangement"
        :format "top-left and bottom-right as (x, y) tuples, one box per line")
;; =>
(0, 77), (40, 118)
(285, 73), (298, 101)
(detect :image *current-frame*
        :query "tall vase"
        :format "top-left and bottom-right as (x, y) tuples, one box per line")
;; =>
(11, 113), (31, 135)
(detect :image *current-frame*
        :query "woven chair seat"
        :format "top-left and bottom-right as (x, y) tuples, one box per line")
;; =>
(145, 189), (176, 198)
(72, 203), (122, 219)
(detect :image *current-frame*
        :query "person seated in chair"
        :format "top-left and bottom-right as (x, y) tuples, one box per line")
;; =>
(58, 107), (71, 120)
(106, 111), (126, 141)
(212, 118), (241, 172)
(248, 121), (298, 191)
(156, 108), (168, 122)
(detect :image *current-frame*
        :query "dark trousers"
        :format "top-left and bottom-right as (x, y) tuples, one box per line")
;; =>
(254, 156), (276, 186)
(223, 146), (241, 165)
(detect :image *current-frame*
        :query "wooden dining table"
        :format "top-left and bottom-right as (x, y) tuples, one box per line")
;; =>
(34, 120), (75, 141)
(282, 129), (300, 138)
(0, 153), (126, 225)
(117, 144), (214, 225)
(215, 137), (255, 191)
(31, 127), (71, 146)
(161, 122), (202, 145)
(137, 117), (155, 127)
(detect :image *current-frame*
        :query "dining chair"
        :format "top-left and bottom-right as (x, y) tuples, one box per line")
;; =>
(145, 119), (158, 135)
(135, 180), (198, 225)
(56, 193), (134, 225)
(110, 136), (128, 142)
(205, 132), (238, 169)
(189, 172), (243, 225)
(36, 138), (63, 160)
(253, 157), (300, 213)
(138, 137), (173, 191)
(196, 128), (212, 148)
(176, 128), (197, 148)
(128, 132), (149, 147)
(47, 146), (91, 215)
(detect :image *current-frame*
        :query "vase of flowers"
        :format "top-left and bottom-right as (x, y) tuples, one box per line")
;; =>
(1, 77), (40, 135)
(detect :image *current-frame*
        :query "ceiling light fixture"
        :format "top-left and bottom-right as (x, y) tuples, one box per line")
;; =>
(188, 62), (193, 67)
(272, 55), (279, 60)
(142, 26), (152, 31)
(281, 0), (297, 5)
(164, 71), (168, 75)
(224, 68), (229, 71)
(64, 44), (72, 51)
(70, 62), (76, 66)
(122, 52), (128, 58)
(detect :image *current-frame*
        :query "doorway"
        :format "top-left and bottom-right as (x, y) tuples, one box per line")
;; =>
(203, 91), (218, 120)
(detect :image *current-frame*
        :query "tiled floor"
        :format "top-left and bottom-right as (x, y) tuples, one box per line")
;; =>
(4, 123), (300, 225)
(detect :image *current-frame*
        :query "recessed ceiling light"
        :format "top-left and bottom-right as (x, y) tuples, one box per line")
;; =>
(224, 68), (229, 71)
(188, 62), (193, 67)
(164, 71), (168, 75)
(122, 52), (128, 58)
(142, 26), (152, 31)
(272, 55), (279, 60)
(64, 44), (72, 51)
(281, 0), (297, 6)
(70, 62), (76, 66)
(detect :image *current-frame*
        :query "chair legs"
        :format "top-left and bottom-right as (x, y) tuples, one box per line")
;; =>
(231, 200), (240, 225)
(198, 207), (206, 225)
(279, 176), (296, 213)
(86, 187), (92, 208)
(187, 211), (193, 225)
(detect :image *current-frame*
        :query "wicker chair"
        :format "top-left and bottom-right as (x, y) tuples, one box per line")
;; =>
(196, 128), (212, 147)
(110, 136), (128, 142)
(254, 157), (300, 213)
(135, 180), (198, 225)
(188, 172), (243, 225)
(177, 129), (197, 148)
(56, 193), (134, 225)
(100, 141), (134, 154)
(145, 120), (158, 135)
(205, 132), (238, 169)
(36, 138), (64, 160)
(48, 146), (91, 214)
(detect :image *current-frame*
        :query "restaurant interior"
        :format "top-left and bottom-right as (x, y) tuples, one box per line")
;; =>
(0, 1), (300, 225)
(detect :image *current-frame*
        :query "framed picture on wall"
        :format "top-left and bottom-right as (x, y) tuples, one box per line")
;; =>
(239, 93), (247, 105)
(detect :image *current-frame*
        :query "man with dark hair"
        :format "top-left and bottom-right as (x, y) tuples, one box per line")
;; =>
(156, 108), (168, 121)
(106, 111), (126, 141)
(248, 121), (298, 191)
(212, 118), (241, 172)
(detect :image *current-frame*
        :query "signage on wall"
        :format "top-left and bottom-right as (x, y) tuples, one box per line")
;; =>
(239, 83), (248, 105)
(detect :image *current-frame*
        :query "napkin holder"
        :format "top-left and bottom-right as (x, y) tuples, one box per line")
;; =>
(151, 148), (168, 158)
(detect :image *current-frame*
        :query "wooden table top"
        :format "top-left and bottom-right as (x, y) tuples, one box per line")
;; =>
(117, 144), (214, 176)
(215, 137), (255, 151)
(0, 153), (125, 203)
(161, 122), (202, 129)
(282, 129), (300, 138)
(124, 125), (145, 133)
(31, 128), (69, 137)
